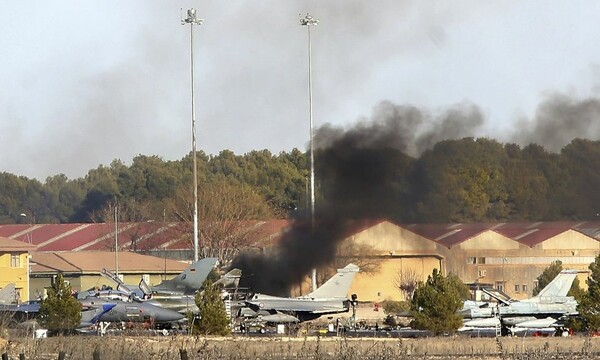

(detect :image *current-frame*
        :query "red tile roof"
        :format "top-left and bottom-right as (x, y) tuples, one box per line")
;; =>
(1, 220), (599, 252)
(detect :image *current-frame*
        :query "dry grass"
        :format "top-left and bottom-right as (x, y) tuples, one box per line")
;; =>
(0, 335), (599, 359)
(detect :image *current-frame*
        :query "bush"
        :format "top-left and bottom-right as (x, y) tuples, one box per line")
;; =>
(193, 279), (230, 335)
(410, 269), (469, 334)
(39, 274), (82, 333)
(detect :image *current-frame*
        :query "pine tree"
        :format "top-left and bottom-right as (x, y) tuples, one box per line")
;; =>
(193, 279), (230, 335)
(39, 274), (82, 332)
(409, 269), (470, 334)
(532, 260), (563, 295)
(577, 255), (600, 332)
(532, 260), (583, 298)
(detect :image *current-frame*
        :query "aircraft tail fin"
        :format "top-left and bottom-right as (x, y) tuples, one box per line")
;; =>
(213, 268), (242, 288)
(534, 270), (578, 298)
(305, 264), (359, 299)
(154, 257), (218, 294)
(0, 283), (16, 304)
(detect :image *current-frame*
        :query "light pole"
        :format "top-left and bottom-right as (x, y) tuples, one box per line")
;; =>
(502, 257), (508, 292)
(114, 204), (119, 277)
(182, 8), (203, 262)
(300, 13), (319, 292)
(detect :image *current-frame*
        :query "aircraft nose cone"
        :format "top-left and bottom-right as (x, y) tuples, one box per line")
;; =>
(156, 308), (185, 322)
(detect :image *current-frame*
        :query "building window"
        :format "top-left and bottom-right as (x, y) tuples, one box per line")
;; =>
(10, 254), (20, 268)
(522, 284), (528, 293)
(533, 280), (538, 291)
(477, 257), (486, 264)
(495, 281), (505, 292)
(514, 284), (520, 292)
(478, 270), (487, 278)
(466, 257), (476, 264)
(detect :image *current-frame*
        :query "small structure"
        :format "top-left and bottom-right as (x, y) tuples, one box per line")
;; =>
(0, 236), (36, 302)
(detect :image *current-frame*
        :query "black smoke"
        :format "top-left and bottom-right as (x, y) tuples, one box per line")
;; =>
(231, 101), (482, 295)
(511, 93), (600, 152)
(232, 92), (600, 295)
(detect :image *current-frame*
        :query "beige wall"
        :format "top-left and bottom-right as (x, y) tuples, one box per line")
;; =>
(0, 252), (30, 302)
(446, 229), (600, 299)
(458, 231), (519, 250)
(337, 224), (600, 302)
(542, 230), (600, 250)
(348, 222), (437, 254)
(349, 257), (441, 302)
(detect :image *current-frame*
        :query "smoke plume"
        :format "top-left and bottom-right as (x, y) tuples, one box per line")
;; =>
(232, 92), (600, 295)
(511, 93), (600, 152)
(231, 101), (484, 295)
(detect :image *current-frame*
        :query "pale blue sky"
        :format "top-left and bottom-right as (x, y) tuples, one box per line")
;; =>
(2, 1), (600, 179)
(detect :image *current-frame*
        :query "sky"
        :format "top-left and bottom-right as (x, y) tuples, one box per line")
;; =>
(2, 1), (600, 180)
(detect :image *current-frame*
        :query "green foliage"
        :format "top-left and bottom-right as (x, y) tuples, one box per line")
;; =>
(577, 255), (600, 332)
(532, 260), (583, 298)
(532, 260), (564, 296)
(3, 139), (600, 224)
(381, 300), (410, 315)
(193, 280), (230, 336)
(39, 274), (82, 332)
(409, 269), (469, 334)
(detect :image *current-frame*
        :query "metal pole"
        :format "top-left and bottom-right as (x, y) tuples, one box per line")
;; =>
(182, 9), (203, 262)
(115, 205), (118, 277)
(300, 13), (319, 292)
(307, 20), (315, 228)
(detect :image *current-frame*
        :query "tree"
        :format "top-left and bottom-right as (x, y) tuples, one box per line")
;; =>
(165, 178), (278, 263)
(577, 255), (600, 332)
(193, 279), (230, 335)
(533, 260), (564, 296)
(394, 268), (420, 301)
(39, 274), (82, 333)
(532, 260), (583, 298)
(410, 269), (469, 334)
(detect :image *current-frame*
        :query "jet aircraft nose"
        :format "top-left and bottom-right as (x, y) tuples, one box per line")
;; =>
(152, 307), (185, 322)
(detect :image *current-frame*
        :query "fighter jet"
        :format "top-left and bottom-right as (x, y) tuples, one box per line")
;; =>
(145, 268), (243, 314)
(459, 269), (581, 335)
(100, 258), (234, 315)
(4, 300), (117, 330)
(79, 297), (185, 324)
(240, 263), (360, 323)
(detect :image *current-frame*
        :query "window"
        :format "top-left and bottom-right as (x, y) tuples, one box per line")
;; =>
(522, 284), (528, 293)
(142, 274), (150, 285)
(478, 270), (487, 278)
(514, 284), (520, 292)
(466, 257), (476, 264)
(477, 257), (486, 264)
(10, 254), (20, 268)
(495, 281), (505, 292)
(533, 280), (538, 290)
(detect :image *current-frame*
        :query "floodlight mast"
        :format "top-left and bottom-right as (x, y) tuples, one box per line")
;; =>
(182, 9), (203, 262)
(300, 13), (319, 292)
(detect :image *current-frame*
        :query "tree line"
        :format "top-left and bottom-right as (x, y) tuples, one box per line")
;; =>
(1, 137), (600, 225)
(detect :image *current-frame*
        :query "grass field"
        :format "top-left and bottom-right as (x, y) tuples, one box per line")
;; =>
(1, 335), (600, 360)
